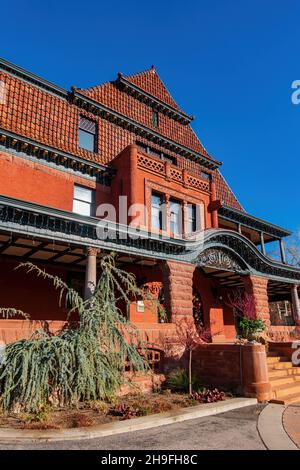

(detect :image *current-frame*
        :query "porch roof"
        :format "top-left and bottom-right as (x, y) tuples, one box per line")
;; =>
(1, 195), (300, 285)
(218, 205), (291, 240)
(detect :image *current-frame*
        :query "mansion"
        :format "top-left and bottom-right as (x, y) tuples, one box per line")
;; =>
(0, 58), (300, 403)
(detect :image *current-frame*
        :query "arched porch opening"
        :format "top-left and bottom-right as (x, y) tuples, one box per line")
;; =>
(193, 245), (250, 342)
(193, 266), (247, 342)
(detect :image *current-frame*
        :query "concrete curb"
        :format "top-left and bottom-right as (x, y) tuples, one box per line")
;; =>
(258, 404), (299, 450)
(0, 397), (257, 443)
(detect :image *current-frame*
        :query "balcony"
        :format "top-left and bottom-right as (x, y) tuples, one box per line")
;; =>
(137, 151), (211, 194)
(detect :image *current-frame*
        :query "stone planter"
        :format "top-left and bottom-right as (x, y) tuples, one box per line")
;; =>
(241, 343), (271, 402)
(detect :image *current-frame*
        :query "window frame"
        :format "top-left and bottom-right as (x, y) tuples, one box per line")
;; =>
(73, 184), (96, 217)
(78, 116), (97, 153)
(151, 192), (164, 231)
(169, 198), (182, 236)
(187, 203), (197, 235)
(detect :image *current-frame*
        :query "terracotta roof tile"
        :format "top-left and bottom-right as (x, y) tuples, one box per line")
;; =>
(0, 64), (244, 212)
(214, 170), (244, 211)
(79, 68), (212, 159)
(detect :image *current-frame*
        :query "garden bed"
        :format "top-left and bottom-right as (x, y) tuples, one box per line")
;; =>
(0, 390), (229, 430)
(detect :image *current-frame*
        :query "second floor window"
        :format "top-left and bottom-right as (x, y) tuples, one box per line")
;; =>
(170, 199), (182, 236)
(187, 204), (197, 235)
(78, 116), (97, 152)
(73, 185), (95, 216)
(151, 192), (163, 230)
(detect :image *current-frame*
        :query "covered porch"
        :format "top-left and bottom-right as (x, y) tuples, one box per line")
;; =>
(1, 194), (300, 346)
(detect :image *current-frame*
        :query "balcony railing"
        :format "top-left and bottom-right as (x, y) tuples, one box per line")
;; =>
(137, 152), (210, 194)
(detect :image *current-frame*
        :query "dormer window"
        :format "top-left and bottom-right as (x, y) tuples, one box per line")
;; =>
(78, 116), (97, 152)
(152, 111), (159, 128)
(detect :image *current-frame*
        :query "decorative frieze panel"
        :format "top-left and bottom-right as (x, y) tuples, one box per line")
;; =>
(137, 154), (165, 175)
(196, 247), (247, 273)
(169, 167), (183, 183)
(187, 174), (210, 193)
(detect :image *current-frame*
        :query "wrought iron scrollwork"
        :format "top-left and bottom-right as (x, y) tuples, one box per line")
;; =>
(202, 233), (300, 281)
(196, 247), (247, 273)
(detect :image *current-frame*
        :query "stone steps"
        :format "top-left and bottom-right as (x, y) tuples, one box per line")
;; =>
(267, 356), (290, 364)
(268, 367), (300, 378)
(267, 352), (300, 405)
(269, 374), (300, 388)
(271, 361), (295, 370)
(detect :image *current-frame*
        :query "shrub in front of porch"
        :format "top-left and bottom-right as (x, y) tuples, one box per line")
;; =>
(0, 254), (153, 413)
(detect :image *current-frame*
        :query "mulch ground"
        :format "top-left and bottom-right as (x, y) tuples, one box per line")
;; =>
(0, 392), (205, 430)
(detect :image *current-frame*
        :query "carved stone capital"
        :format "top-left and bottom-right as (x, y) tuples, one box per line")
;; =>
(142, 281), (162, 298)
(86, 246), (100, 257)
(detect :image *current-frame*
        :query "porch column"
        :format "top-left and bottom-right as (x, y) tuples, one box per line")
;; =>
(243, 276), (270, 327)
(84, 247), (99, 300)
(280, 239), (286, 264)
(260, 232), (266, 256)
(291, 284), (300, 325)
(160, 260), (194, 322)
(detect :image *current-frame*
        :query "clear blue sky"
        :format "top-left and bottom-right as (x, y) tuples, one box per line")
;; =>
(1, 0), (299, 233)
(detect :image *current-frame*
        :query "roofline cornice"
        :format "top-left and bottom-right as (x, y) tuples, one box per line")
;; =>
(116, 74), (193, 125)
(0, 127), (114, 182)
(0, 57), (68, 98)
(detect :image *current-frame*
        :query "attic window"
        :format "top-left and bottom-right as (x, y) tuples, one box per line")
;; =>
(152, 111), (159, 128)
(78, 116), (97, 152)
(201, 171), (211, 181)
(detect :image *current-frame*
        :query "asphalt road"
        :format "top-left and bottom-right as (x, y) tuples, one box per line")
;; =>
(0, 405), (266, 450)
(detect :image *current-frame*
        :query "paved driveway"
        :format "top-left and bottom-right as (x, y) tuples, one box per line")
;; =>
(0, 405), (266, 450)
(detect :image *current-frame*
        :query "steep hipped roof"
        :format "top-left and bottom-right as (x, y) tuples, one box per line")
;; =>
(0, 56), (244, 212)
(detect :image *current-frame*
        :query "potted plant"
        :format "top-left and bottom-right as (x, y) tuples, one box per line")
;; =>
(239, 316), (265, 342)
(227, 290), (266, 343)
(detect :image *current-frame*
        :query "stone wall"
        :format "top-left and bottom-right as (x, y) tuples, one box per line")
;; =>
(191, 343), (271, 401)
